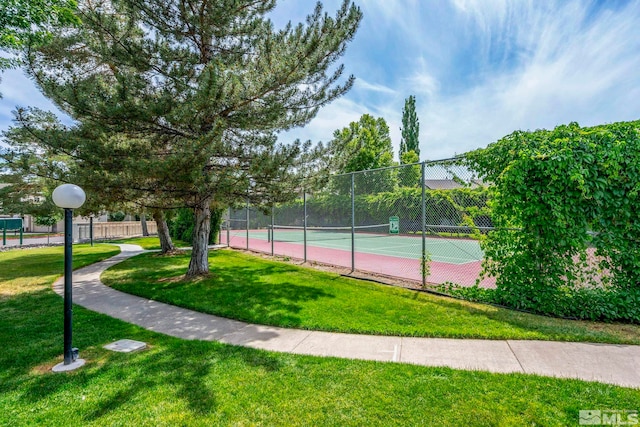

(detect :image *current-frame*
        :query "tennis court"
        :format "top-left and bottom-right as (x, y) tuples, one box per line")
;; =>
(265, 225), (483, 265)
(225, 224), (494, 288)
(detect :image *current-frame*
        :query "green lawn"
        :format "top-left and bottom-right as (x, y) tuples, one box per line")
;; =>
(104, 236), (190, 250)
(1, 244), (639, 425)
(102, 249), (640, 344)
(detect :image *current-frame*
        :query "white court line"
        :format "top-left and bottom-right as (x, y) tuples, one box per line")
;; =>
(354, 245), (483, 265)
(236, 233), (483, 265)
(276, 238), (482, 265)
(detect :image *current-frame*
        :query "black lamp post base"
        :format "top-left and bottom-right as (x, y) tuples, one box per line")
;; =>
(52, 358), (85, 372)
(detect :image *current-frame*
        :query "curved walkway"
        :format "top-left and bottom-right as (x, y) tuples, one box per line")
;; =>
(53, 244), (640, 388)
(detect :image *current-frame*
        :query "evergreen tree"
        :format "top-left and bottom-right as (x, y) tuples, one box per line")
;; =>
(20, 0), (362, 277)
(0, 0), (80, 76)
(2, 108), (179, 252)
(399, 95), (420, 161)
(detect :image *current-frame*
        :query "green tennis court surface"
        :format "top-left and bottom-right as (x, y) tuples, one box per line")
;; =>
(241, 228), (484, 265)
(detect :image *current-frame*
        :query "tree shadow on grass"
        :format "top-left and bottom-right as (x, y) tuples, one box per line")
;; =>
(81, 347), (219, 420)
(1, 287), (288, 422)
(13, 337), (286, 422)
(206, 264), (337, 325)
(108, 256), (338, 328)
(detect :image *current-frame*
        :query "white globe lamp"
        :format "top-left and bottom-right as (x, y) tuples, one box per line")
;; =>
(52, 184), (86, 209)
(51, 183), (86, 372)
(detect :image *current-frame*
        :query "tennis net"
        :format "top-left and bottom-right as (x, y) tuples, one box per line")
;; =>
(268, 223), (391, 243)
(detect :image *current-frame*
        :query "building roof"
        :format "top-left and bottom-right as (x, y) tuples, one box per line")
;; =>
(423, 179), (464, 190)
(423, 179), (487, 190)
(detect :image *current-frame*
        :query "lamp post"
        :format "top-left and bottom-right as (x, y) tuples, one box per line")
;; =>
(52, 184), (86, 372)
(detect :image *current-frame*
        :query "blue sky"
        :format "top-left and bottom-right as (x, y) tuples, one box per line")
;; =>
(2, 0), (640, 160)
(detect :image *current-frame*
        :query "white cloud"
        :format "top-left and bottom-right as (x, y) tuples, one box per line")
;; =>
(355, 78), (397, 95)
(411, 0), (640, 158)
(284, 0), (640, 161)
(2, 0), (639, 164)
(404, 57), (439, 99)
(278, 97), (369, 145)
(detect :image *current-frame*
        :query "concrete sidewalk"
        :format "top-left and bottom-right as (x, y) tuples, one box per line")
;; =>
(53, 244), (640, 388)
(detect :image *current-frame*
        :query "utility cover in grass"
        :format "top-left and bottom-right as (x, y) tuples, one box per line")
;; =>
(103, 339), (146, 353)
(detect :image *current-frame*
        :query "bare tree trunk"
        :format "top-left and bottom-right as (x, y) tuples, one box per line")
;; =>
(140, 212), (149, 236)
(186, 197), (212, 278)
(152, 210), (175, 254)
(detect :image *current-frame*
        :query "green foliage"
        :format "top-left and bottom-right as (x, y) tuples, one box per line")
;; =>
(400, 95), (420, 159)
(436, 283), (501, 305)
(169, 208), (194, 244)
(4, 245), (640, 426)
(108, 211), (126, 222)
(0, 174), (68, 226)
(169, 206), (224, 244)
(210, 207), (224, 244)
(0, 0), (80, 70)
(333, 114), (395, 173)
(467, 120), (640, 322)
(34, 213), (61, 228)
(3, 245), (640, 425)
(15, 0), (362, 276)
(328, 114), (397, 193)
(271, 186), (491, 233)
(398, 151), (421, 187)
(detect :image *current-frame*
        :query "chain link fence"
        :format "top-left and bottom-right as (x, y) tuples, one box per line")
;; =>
(223, 159), (495, 288)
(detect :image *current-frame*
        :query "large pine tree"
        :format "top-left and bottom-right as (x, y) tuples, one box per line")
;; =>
(22, 0), (362, 277)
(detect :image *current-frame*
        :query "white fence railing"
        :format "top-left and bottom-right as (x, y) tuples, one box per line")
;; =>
(75, 221), (157, 241)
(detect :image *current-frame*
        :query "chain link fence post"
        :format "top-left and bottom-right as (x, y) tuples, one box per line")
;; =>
(226, 208), (230, 246)
(303, 190), (308, 263)
(421, 161), (427, 288)
(351, 172), (355, 272)
(245, 199), (249, 250)
(271, 205), (274, 256)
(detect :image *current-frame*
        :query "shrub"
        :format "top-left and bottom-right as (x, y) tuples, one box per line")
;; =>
(467, 120), (640, 322)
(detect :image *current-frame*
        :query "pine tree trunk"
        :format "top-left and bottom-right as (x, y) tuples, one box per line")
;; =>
(186, 198), (212, 278)
(141, 212), (149, 236)
(152, 210), (175, 254)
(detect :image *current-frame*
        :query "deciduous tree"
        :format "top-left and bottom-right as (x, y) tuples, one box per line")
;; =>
(328, 114), (396, 193)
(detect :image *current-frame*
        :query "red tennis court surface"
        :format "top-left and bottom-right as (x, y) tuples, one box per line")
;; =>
(227, 234), (496, 289)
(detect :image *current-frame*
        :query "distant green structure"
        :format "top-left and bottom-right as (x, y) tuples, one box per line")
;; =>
(1, 218), (23, 245)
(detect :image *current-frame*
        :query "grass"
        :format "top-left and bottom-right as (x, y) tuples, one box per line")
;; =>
(0, 244), (121, 297)
(103, 236), (190, 250)
(102, 249), (640, 344)
(1, 244), (639, 425)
